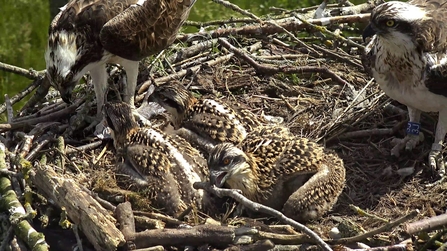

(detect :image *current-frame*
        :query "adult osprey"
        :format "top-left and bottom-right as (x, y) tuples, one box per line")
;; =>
(362, 0), (447, 176)
(44, 0), (196, 135)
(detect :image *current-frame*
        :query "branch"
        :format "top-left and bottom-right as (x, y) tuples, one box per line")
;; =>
(177, 14), (370, 42)
(0, 61), (45, 80)
(193, 182), (332, 251)
(0, 143), (49, 251)
(329, 210), (419, 245)
(218, 38), (350, 87)
(403, 213), (447, 235)
(0, 99), (83, 132)
(28, 161), (126, 251)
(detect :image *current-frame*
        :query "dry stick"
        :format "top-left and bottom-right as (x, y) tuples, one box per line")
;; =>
(115, 202), (137, 250)
(20, 76), (52, 113)
(29, 162), (126, 250)
(0, 78), (42, 115)
(165, 39), (217, 66)
(312, 44), (364, 69)
(0, 143), (50, 251)
(65, 141), (103, 155)
(137, 53), (234, 97)
(0, 61), (44, 80)
(328, 210), (419, 245)
(295, 14), (365, 49)
(339, 243), (412, 251)
(193, 182), (332, 251)
(185, 18), (258, 27)
(177, 13), (371, 42)
(211, 0), (318, 54)
(0, 98), (83, 132)
(218, 38), (350, 87)
(403, 213), (447, 235)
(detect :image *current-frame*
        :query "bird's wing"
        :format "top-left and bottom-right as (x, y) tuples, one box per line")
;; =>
(50, 0), (136, 34)
(408, 0), (447, 53)
(125, 143), (171, 177)
(185, 109), (247, 145)
(100, 0), (196, 61)
(125, 144), (188, 215)
(425, 59), (447, 97)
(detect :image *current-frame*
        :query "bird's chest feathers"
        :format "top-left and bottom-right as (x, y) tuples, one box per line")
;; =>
(368, 39), (447, 112)
(372, 43), (425, 89)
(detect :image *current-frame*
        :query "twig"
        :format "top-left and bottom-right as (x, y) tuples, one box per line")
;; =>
(0, 61), (44, 80)
(0, 77), (43, 115)
(329, 210), (419, 245)
(211, 0), (318, 54)
(177, 14), (370, 42)
(349, 204), (389, 223)
(403, 213), (447, 235)
(0, 99), (83, 132)
(193, 182), (332, 251)
(218, 38), (350, 87)
(137, 53), (234, 97)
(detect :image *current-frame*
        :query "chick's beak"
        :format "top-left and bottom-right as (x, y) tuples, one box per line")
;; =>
(210, 169), (228, 188)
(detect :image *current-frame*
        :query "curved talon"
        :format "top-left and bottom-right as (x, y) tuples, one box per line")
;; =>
(94, 120), (111, 139)
(390, 133), (424, 157)
(429, 143), (445, 178)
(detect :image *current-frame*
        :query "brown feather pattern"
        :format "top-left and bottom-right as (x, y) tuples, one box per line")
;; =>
(208, 126), (346, 222)
(103, 101), (208, 216)
(149, 82), (265, 145)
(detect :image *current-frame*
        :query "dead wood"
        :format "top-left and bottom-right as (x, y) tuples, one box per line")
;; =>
(177, 14), (370, 42)
(29, 162), (126, 251)
(403, 213), (447, 235)
(193, 182), (332, 251)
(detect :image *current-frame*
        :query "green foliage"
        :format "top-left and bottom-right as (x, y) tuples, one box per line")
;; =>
(0, 0), (50, 105)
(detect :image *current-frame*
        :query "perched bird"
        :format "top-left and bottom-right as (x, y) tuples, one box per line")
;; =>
(45, 0), (196, 135)
(207, 126), (346, 222)
(362, 0), (447, 176)
(102, 101), (208, 216)
(148, 81), (275, 151)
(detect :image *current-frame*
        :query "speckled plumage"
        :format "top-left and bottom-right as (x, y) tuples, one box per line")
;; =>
(208, 126), (346, 222)
(148, 82), (266, 146)
(103, 101), (208, 216)
(362, 0), (447, 175)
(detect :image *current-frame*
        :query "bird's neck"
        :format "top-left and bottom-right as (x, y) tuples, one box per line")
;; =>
(226, 155), (262, 202)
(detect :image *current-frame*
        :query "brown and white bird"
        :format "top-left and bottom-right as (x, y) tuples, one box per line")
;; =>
(45, 0), (196, 136)
(148, 82), (271, 151)
(207, 126), (346, 222)
(362, 0), (447, 177)
(103, 101), (208, 216)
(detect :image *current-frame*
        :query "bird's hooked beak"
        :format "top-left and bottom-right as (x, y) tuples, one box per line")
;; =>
(362, 23), (377, 43)
(210, 169), (229, 188)
(60, 85), (75, 104)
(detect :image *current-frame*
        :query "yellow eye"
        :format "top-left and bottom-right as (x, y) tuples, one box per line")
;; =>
(386, 20), (395, 27)
(223, 158), (230, 165)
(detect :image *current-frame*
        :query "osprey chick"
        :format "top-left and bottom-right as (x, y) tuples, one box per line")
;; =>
(45, 0), (196, 135)
(103, 101), (209, 216)
(148, 82), (270, 152)
(362, 0), (447, 176)
(208, 126), (346, 222)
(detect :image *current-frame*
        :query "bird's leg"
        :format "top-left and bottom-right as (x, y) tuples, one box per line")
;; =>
(428, 111), (447, 178)
(120, 59), (154, 127)
(390, 106), (424, 157)
(84, 64), (110, 138)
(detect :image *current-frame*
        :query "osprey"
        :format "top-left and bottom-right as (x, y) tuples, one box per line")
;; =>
(45, 0), (196, 135)
(362, 0), (447, 177)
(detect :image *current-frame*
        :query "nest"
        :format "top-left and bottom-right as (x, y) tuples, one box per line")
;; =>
(1, 0), (446, 250)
